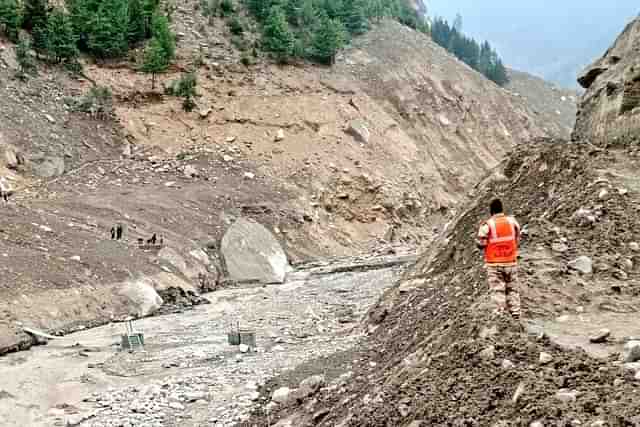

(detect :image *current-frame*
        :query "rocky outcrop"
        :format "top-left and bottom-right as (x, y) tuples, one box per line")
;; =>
(574, 18), (640, 143)
(221, 218), (289, 284)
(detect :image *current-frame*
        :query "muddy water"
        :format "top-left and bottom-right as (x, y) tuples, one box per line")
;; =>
(0, 265), (405, 427)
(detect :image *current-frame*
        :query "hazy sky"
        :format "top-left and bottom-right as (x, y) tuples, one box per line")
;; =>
(426, 1), (638, 87)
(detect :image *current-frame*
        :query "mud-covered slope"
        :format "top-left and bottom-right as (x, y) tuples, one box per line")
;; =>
(506, 68), (578, 139)
(255, 138), (640, 426)
(574, 17), (640, 144)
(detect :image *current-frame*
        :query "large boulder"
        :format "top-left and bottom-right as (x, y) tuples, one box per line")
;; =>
(118, 278), (164, 317)
(220, 218), (289, 284)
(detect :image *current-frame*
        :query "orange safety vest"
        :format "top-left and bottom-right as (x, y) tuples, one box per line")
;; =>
(484, 215), (518, 264)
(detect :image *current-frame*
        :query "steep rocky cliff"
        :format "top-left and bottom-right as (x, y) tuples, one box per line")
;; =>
(574, 17), (640, 144)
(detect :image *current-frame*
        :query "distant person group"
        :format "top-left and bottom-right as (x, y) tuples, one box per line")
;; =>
(110, 224), (163, 248)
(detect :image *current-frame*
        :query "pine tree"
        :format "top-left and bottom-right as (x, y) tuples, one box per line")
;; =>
(284, 0), (302, 25)
(367, 0), (386, 22)
(452, 12), (462, 32)
(175, 71), (197, 111)
(246, 0), (268, 21)
(46, 8), (78, 63)
(477, 40), (492, 76)
(142, 37), (168, 89)
(67, 0), (92, 50)
(22, 0), (47, 30)
(320, 0), (342, 20)
(341, 0), (368, 35)
(142, 0), (159, 37)
(15, 34), (36, 78)
(128, 0), (146, 43)
(262, 6), (294, 63)
(88, 0), (129, 58)
(310, 13), (345, 65)
(0, 0), (21, 42)
(299, 0), (316, 27)
(152, 12), (175, 60)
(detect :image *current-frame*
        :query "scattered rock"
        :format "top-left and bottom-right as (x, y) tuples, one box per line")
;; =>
(539, 352), (553, 364)
(275, 129), (285, 141)
(555, 389), (578, 403)
(621, 258), (634, 271)
(598, 189), (610, 200)
(272, 387), (291, 404)
(530, 422), (544, 427)
(183, 165), (198, 178)
(511, 382), (525, 404)
(438, 114), (451, 126)
(622, 362), (640, 374)
(297, 375), (325, 399)
(3, 146), (19, 169)
(589, 329), (611, 344)
(629, 242), (639, 252)
(239, 344), (250, 353)
(243, 172), (255, 180)
(613, 270), (628, 280)
(622, 341), (640, 363)
(226, 136), (236, 143)
(552, 242), (569, 253)
(44, 114), (56, 123)
(479, 345), (495, 360)
(345, 119), (370, 144)
(168, 402), (184, 411)
(568, 256), (593, 274)
(501, 359), (515, 369)
(479, 325), (498, 339)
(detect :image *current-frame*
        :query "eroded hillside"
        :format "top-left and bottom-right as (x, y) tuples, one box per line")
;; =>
(506, 68), (578, 139)
(0, 11), (557, 355)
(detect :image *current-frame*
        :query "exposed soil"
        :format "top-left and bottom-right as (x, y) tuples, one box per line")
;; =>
(245, 140), (640, 427)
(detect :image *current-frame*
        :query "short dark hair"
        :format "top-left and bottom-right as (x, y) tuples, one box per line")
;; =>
(490, 198), (504, 215)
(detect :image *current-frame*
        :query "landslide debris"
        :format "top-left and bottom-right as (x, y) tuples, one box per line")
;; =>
(246, 139), (640, 427)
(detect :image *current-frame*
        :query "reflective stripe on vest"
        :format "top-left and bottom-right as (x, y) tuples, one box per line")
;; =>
(485, 215), (518, 264)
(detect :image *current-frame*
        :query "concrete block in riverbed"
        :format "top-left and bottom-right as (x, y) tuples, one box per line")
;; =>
(221, 218), (289, 284)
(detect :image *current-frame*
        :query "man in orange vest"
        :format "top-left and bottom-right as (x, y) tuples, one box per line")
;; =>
(477, 198), (521, 319)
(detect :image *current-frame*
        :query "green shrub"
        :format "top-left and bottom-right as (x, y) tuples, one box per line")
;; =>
(219, 0), (233, 16)
(227, 16), (243, 35)
(240, 52), (251, 66)
(74, 85), (113, 118)
(0, 0), (21, 42)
